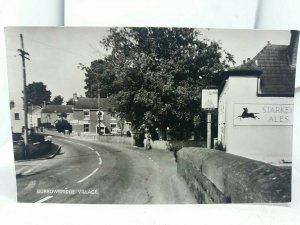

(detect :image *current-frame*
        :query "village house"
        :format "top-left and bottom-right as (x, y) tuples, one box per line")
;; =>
(218, 30), (298, 164)
(40, 105), (74, 126)
(10, 100), (43, 133)
(72, 96), (131, 135)
(28, 105), (42, 129)
(10, 101), (24, 133)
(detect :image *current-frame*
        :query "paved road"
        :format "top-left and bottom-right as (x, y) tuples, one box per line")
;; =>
(15, 136), (196, 204)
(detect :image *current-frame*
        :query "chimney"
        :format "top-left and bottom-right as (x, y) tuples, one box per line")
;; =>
(73, 93), (78, 102)
(9, 100), (15, 109)
(267, 41), (271, 46)
(247, 58), (250, 62)
(243, 60), (246, 64)
(289, 30), (299, 70)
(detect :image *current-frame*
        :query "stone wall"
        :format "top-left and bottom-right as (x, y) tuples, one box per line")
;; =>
(177, 147), (291, 203)
(151, 140), (207, 151)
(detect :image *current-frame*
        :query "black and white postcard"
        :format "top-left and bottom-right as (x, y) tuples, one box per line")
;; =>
(5, 27), (298, 204)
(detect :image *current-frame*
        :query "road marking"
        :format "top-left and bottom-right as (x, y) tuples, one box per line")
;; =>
(24, 180), (36, 191)
(22, 161), (47, 175)
(15, 166), (28, 174)
(23, 168), (34, 175)
(77, 168), (99, 183)
(95, 152), (100, 157)
(88, 147), (94, 151)
(99, 157), (102, 165)
(36, 196), (53, 203)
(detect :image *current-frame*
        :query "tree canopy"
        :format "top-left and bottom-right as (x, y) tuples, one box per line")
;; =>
(49, 95), (64, 105)
(26, 82), (51, 106)
(82, 27), (235, 140)
(66, 98), (74, 105)
(55, 119), (72, 133)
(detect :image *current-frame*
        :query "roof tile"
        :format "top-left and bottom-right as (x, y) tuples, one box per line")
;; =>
(41, 105), (74, 113)
(74, 97), (117, 110)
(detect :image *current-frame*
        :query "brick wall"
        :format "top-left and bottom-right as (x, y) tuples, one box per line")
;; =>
(73, 109), (126, 134)
(177, 147), (291, 203)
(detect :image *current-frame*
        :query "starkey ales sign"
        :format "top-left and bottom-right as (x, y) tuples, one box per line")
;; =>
(234, 103), (294, 126)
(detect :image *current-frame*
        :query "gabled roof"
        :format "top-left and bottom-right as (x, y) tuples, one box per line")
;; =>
(41, 105), (74, 113)
(27, 105), (42, 114)
(74, 97), (117, 110)
(223, 61), (262, 76)
(253, 44), (295, 96)
(222, 43), (296, 97)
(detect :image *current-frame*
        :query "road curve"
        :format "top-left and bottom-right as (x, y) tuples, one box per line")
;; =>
(15, 135), (196, 204)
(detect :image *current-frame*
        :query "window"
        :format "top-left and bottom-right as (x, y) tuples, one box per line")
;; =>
(83, 110), (90, 120)
(110, 123), (120, 134)
(14, 113), (20, 120)
(110, 123), (117, 131)
(84, 124), (89, 132)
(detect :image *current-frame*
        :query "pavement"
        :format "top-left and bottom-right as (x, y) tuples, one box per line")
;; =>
(14, 134), (197, 204)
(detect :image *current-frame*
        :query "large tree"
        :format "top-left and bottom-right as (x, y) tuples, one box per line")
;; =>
(49, 95), (64, 105)
(82, 27), (235, 140)
(26, 82), (51, 106)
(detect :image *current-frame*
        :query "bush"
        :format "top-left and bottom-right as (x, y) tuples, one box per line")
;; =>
(41, 122), (53, 128)
(55, 119), (72, 133)
(28, 133), (45, 143)
(126, 130), (132, 137)
(12, 133), (23, 141)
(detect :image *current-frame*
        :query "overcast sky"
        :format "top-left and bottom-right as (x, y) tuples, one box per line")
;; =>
(5, 27), (290, 106)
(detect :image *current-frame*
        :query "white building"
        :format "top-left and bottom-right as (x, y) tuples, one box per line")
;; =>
(10, 101), (43, 133)
(218, 31), (298, 164)
(28, 105), (42, 128)
(10, 101), (24, 133)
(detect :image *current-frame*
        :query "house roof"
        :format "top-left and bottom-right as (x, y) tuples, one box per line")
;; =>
(74, 97), (117, 110)
(254, 44), (295, 96)
(41, 105), (74, 113)
(27, 105), (42, 114)
(222, 43), (296, 97)
(223, 61), (262, 76)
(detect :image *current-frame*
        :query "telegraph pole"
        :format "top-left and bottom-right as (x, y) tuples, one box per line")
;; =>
(207, 112), (212, 149)
(201, 88), (218, 149)
(97, 83), (101, 135)
(18, 34), (30, 158)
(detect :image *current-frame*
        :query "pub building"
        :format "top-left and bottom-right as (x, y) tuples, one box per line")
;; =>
(218, 31), (298, 165)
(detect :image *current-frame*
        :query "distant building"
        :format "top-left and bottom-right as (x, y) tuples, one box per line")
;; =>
(218, 31), (298, 164)
(28, 105), (42, 129)
(10, 101), (24, 133)
(41, 105), (74, 126)
(72, 97), (131, 135)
